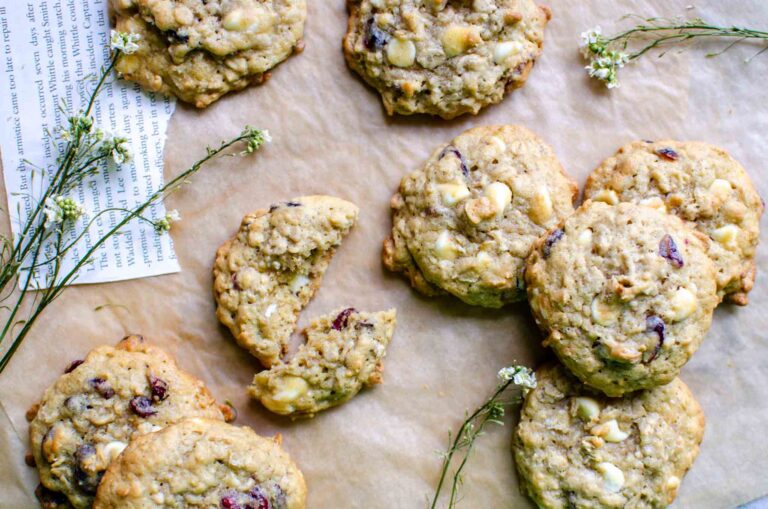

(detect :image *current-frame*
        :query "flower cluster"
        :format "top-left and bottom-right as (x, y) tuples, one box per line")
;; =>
(43, 196), (85, 229)
(498, 365), (537, 392)
(579, 27), (630, 89)
(101, 133), (132, 164)
(110, 31), (141, 55)
(154, 209), (181, 234)
(242, 127), (272, 155)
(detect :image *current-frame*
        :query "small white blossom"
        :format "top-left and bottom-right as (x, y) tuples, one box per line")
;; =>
(43, 195), (85, 228)
(585, 51), (629, 89)
(110, 30), (141, 55)
(498, 365), (537, 391)
(101, 133), (131, 164)
(579, 26), (602, 57)
(155, 209), (181, 234)
(241, 127), (272, 154)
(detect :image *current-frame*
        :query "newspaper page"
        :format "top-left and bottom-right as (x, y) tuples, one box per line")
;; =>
(0, 0), (179, 286)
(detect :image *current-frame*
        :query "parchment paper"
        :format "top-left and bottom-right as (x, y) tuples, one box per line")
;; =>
(1, 1), (767, 507)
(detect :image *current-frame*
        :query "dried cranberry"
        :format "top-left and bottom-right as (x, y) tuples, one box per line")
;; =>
(64, 359), (84, 373)
(35, 483), (68, 509)
(439, 146), (469, 177)
(332, 308), (357, 330)
(645, 315), (666, 363)
(655, 148), (679, 161)
(286, 201), (301, 207)
(232, 273), (242, 290)
(129, 396), (157, 417)
(148, 375), (169, 402)
(543, 229), (564, 258)
(658, 234), (684, 268)
(166, 29), (189, 43)
(89, 378), (115, 399)
(250, 486), (271, 509)
(364, 18), (390, 50)
(74, 444), (102, 494)
(221, 496), (242, 509)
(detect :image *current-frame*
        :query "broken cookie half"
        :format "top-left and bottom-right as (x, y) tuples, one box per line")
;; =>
(213, 195), (360, 367)
(250, 307), (397, 416)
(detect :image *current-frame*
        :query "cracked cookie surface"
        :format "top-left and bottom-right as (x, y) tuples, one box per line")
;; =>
(28, 336), (224, 509)
(343, 0), (550, 118)
(213, 196), (359, 367)
(525, 201), (718, 396)
(250, 307), (396, 416)
(384, 125), (577, 307)
(514, 364), (705, 509)
(112, 0), (306, 107)
(94, 418), (306, 508)
(584, 140), (763, 305)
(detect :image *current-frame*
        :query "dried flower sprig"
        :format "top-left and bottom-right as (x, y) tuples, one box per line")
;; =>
(580, 17), (768, 88)
(430, 365), (536, 509)
(0, 32), (271, 373)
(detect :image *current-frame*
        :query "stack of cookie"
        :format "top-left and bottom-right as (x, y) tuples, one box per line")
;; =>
(213, 196), (398, 417)
(27, 335), (306, 508)
(384, 127), (763, 508)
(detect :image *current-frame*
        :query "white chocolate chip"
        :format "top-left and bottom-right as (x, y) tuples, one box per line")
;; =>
(591, 419), (629, 442)
(437, 182), (471, 206)
(151, 493), (165, 505)
(264, 303), (277, 318)
(639, 196), (665, 210)
(711, 224), (739, 249)
(223, 9), (248, 31)
(593, 189), (619, 205)
(441, 25), (482, 57)
(668, 288), (697, 321)
(666, 476), (681, 491)
(529, 187), (553, 225)
(475, 251), (492, 269)
(289, 274), (311, 293)
(574, 397), (600, 421)
(591, 298), (620, 326)
(485, 182), (512, 217)
(577, 229), (593, 246)
(709, 178), (732, 202)
(387, 38), (416, 67)
(493, 41), (523, 64)
(435, 231), (459, 259)
(271, 376), (309, 402)
(595, 462), (625, 493)
(100, 441), (128, 463)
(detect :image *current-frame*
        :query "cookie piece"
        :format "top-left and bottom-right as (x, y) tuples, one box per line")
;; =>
(93, 418), (306, 508)
(384, 125), (577, 307)
(343, 0), (550, 118)
(514, 364), (705, 509)
(250, 307), (397, 416)
(28, 335), (225, 509)
(214, 196), (359, 367)
(112, 0), (306, 107)
(525, 201), (719, 396)
(584, 140), (764, 305)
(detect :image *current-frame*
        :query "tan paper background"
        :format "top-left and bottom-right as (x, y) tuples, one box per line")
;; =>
(2, 0), (767, 507)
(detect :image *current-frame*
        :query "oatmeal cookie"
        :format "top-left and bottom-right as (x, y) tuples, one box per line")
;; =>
(525, 201), (719, 396)
(94, 418), (306, 508)
(584, 140), (764, 305)
(111, 0), (306, 107)
(250, 307), (397, 416)
(384, 125), (577, 307)
(28, 335), (225, 509)
(213, 196), (359, 367)
(343, 0), (550, 118)
(514, 364), (705, 509)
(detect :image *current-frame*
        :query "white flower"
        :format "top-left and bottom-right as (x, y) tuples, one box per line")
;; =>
(579, 26), (602, 57)
(585, 50), (629, 89)
(110, 30), (141, 55)
(43, 195), (85, 229)
(100, 132), (131, 164)
(155, 209), (181, 234)
(498, 365), (537, 391)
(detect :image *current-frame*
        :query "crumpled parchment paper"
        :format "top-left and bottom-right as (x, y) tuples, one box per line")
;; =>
(1, 0), (767, 507)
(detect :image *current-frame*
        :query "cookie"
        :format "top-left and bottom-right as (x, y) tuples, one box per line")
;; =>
(514, 364), (705, 509)
(343, 0), (550, 118)
(584, 140), (764, 305)
(250, 307), (397, 416)
(525, 201), (719, 396)
(383, 125), (577, 307)
(214, 196), (359, 367)
(28, 335), (225, 509)
(112, 0), (306, 107)
(93, 418), (306, 508)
